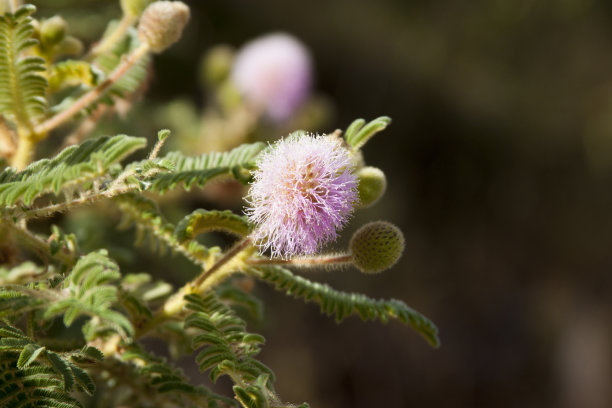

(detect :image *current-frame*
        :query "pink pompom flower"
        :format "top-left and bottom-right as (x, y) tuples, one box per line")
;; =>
(231, 33), (312, 122)
(246, 133), (358, 258)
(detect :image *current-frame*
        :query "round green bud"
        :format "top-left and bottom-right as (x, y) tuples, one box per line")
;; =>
(57, 36), (84, 57)
(350, 221), (405, 274)
(138, 1), (190, 53)
(40, 16), (67, 48)
(200, 45), (235, 86)
(356, 166), (386, 208)
(121, 0), (154, 17)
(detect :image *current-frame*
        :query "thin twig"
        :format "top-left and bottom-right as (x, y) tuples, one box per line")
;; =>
(34, 42), (149, 136)
(246, 253), (352, 266)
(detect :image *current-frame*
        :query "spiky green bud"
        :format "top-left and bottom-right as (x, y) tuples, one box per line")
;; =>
(121, 0), (154, 17)
(138, 1), (190, 53)
(356, 166), (387, 208)
(40, 16), (67, 48)
(350, 221), (405, 274)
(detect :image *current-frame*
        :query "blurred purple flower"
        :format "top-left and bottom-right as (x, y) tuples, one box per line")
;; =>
(246, 133), (358, 258)
(231, 33), (312, 122)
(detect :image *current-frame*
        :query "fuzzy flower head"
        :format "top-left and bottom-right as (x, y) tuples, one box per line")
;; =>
(246, 133), (358, 258)
(231, 33), (312, 122)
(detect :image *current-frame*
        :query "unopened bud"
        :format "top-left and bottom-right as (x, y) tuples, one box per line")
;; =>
(40, 16), (67, 48)
(57, 36), (84, 56)
(350, 221), (405, 274)
(138, 1), (190, 53)
(121, 0), (153, 17)
(201, 45), (235, 86)
(356, 166), (386, 208)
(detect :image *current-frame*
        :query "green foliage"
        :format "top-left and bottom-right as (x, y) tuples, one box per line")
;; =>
(344, 116), (391, 150)
(44, 250), (133, 340)
(48, 60), (101, 92)
(249, 265), (440, 347)
(0, 324), (102, 408)
(175, 209), (252, 243)
(145, 142), (265, 193)
(114, 343), (234, 408)
(116, 193), (219, 266)
(185, 293), (306, 408)
(0, 5), (48, 129)
(0, 134), (146, 207)
(0, 261), (48, 284)
(93, 23), (150, 98)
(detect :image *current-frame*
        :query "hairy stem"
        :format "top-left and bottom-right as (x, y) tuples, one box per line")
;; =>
(34, 42), (150, 136)
(1, 220), (76, 268)
(246, 253), (353, 267)
(86, 14), (137, 60)
(21, 184), (135, 219)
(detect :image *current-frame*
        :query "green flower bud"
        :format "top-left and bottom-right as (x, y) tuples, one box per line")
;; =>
(121, 0), (154, 17)
(200, 45), (235, 86)
(350, 221), (405, 274)
(40, 16), (67, 48)
(57, 36), (84, 57)
(356, 166), (386, 208)
(138, 1), (190, 53)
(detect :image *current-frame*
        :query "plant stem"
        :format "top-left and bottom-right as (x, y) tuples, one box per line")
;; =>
(246, 253), (353, 267)
(0, 116), (17, 159)
(193, 236), (252, 288)
(21, 184), (135, 220)
(34, 42), (150, 136)
(8, 0), (19, 13)
(86, 14), (137, 60)
(10, 130), (34, 170)
(137, 237), (254, 338)
(2, 220), (76, 268)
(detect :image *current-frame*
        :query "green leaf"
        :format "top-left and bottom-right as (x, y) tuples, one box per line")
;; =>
(183, 294), (293, 408)
(344, 116), (391, 150)
(43, 250), (133, 339)
(48, 59), (101, 92)
(116, 193), (218, 267)
(175, 209), (252, 242)
(17, 344), (46, 368)
(0, 134), (146, 207)
(0, 5), (48, 128)
(47, 351), (75, 391)
(249, 265), (440, 347)
(145, 142), (265, 193)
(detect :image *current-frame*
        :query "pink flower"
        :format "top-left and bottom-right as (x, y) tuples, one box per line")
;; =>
(246, 133), (358, 258)
(231, 33), (312, 122)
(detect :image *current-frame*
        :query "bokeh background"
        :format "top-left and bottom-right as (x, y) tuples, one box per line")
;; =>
(34, 0), (612, 407)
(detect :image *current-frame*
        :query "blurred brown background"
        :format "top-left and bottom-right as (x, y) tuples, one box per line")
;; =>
(35, 0), (612, 407)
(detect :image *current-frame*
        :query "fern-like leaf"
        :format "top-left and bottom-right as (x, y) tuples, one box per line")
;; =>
(175, 209), (252, 243)
(145, 142), (265, 193)
(0, 5), (47, 129)
(185, 293), (307, 408)
(43, 250), (134, 340)
(344, 116), (391, 150)
(0, 134), (146, 207)
(116, 193), (220, 267)
(249, 265), (440, 347)
(107, 343), (234, 408)
(0, 324), (101, 408)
